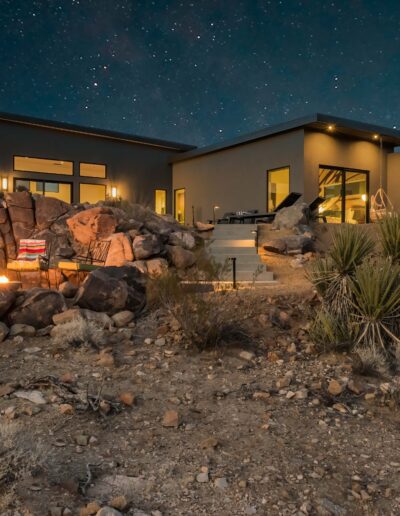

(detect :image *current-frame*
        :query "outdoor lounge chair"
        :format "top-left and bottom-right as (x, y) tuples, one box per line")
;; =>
(57, 239), (111, 286)
(7, 239), (52, 287)
(253, 192), (303, 223)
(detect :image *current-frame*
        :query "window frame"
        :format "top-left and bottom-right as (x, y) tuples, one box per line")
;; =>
(319, 164), (370, 224)
(79, 161), (107, 179)
(13, 155), (73, 176)
(266, 165), (290, 212)
(174, 187), (185, 224)
(79, 182), (107, 204)
(13, 177), (73, 203)
(154, 188), (167, 215)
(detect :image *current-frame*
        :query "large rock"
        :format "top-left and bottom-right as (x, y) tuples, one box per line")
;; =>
(105, 233), (133, 266)
(272, 202), (309, 230)
(132, 234), (162, 260)
(53, 307), (113, 329)
(76, 266), (146, 315)
(146, 258), (168, 277)
(5, 191), (35, 242)
(263, 235), (314, 255)
(0, 206), (16, 259)
(195, 221), (214, 232)
(168, 231), (196, 250)
(66, 207), (117, 246)
(7, 288), (66, 328)
(34, 196), (70, 230)
(166, 245), (196, 269)
(0, 290), (17, 318)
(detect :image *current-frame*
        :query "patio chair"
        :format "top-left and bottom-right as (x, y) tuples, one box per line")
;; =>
(255, 192), (302, 223)
(57, 239), (111, 286)
(7, 238), (52, 287)
(309, 196), (327, 223)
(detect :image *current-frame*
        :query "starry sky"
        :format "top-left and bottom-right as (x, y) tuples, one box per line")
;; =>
(0, 0), (399, 147)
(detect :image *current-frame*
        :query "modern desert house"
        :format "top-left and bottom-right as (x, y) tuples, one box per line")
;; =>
(1, 111), (400, 225)
(171, 113), (400, 225)
(0, 112), (194, 213)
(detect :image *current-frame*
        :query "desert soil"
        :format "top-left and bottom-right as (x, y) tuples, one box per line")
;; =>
(1, 277), (400, 516)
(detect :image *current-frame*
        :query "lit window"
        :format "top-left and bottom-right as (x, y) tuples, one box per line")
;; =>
(267, 167), (290, 211)
(80, 162), (106, 178)
(80, 183), (106, 204)
(14, 156), (73, 175)
(155, 189), (167, 215)
(15, 178), (71, 203)
(174, 188), (185, 223)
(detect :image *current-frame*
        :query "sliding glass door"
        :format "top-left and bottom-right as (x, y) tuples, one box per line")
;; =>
(174, 188), (185, 224)
(318, 166), (368, 224)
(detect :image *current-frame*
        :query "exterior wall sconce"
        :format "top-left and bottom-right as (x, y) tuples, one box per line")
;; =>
(213, 205), (220, 224)
(327, 124), (334, 131)
(1, 177), (8, 191)
(373, 134), (379, 140)
(111, 186), (118, 198)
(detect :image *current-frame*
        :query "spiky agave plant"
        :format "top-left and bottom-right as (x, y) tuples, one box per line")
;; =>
(379, 213), (400, 263)
(350, 259), (400, 354)
(307, 225), (375, 320)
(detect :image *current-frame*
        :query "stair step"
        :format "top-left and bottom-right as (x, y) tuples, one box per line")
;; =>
(220, 270), (275, 282)
(209, 239), (255, 247)
(209, 247), (258, 255)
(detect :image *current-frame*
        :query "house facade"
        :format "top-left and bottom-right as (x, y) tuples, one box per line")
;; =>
(0, 112), (193, 214)
(171, 114), (400, 224)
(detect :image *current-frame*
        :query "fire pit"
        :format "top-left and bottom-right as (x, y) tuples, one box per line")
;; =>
(0, 276), (21, 291)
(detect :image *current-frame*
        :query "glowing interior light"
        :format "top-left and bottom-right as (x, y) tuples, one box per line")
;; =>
(1, 177), (8, 191)
(0, 276), (9, 283)
(318, 206), (325, 213)
(111, 187), (117, 198)
(361, 194), (367, 202)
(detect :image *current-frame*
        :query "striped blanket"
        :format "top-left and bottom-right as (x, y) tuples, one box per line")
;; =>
(17, 239), (46, 261)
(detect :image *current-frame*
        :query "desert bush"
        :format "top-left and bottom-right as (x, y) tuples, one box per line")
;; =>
(379, 213), (400, 263)
(307, 225), (374, 321)
(51, 318), (104, 348)
(350, 259), (400, 354)
(352, 347), (390, 378)
(147, 270), (251, 351)
(309, 306), (356, 352)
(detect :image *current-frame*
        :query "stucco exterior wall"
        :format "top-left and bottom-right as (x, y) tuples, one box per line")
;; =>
(172, 129), (305, 223)
(0, 120), (178, 209)
(303, 130), (392, 203)
(387, 153), (400, 212)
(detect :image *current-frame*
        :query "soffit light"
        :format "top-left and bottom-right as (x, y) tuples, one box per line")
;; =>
(327, 124), (335, 132)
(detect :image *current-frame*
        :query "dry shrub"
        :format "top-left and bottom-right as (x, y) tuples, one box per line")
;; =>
(147, 271), (251, 351)
(352, 347), (390, 378)
(52, 318), (104, 348)
(309, 307), (356, 353)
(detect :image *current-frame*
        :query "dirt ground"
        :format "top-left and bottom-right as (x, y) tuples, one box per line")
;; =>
(1, 282), (400, 516)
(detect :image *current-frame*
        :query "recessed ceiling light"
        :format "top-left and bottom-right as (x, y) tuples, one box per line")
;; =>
(327, 124), (334, 131)
(373, 134), (379, 140)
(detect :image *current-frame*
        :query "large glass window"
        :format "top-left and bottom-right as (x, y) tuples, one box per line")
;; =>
(80, 163), (106, 178)
(80, 183), (106, 204)
(319, 166), (368, 224)
(174, 188), (185, 224)
(267, 167), (289, 211)
(14, 156), (73, 175)
(155, 189), (167, 215)
(14, 178), (72, 203)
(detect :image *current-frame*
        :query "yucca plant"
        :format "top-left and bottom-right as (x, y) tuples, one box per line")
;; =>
(379, 213), (400, 263)
(309, 306), (357, 352)
(307, 225), (375, 320)
(350, 259), (400, 353)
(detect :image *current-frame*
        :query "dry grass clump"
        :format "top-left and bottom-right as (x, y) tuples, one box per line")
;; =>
(52, 318), (104, 348)
(147, 270), (251, 351)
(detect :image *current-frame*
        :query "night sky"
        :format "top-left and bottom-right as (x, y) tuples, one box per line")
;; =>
(0, 0), (399, 146)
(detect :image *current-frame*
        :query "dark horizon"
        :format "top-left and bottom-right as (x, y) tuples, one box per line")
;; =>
(1, 0), (399, 146)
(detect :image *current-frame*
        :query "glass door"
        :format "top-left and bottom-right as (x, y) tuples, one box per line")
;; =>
(14, 178), (72, 203)
(319, 167), (368, 224)
(174, 188), (185, 223)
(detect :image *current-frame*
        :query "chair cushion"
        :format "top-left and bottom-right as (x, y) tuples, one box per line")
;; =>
(58, 261), (99, 272)
(7, 259), (40, 271)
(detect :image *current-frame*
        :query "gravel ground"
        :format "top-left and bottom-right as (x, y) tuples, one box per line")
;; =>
(0, 288), (399, 516)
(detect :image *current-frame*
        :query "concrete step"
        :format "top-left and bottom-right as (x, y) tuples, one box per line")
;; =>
(209, 246), (258, 255)
(220, 270), (275, 282)
(209, 239), (256, 247)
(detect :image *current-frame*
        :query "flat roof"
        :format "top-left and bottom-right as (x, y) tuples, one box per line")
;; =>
(171, 113), (400, 163)
(0, 111), (195, 152)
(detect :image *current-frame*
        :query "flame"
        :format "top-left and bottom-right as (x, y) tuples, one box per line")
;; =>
(0, 276), (9, 283)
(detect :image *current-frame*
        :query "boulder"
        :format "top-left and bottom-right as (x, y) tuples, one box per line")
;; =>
(195, 221), (214, 232)
(132, 234), (162, 260)
(263, 235), (314, 255)
(66, 207), (117, 246)
(166, 245), (196, 269)
(9, 324), (36, 337)
(58, 281), (78, 298)
(111, 310), (134, 327)
(0, 206), (17, 259)
(0, 321), (9, 342)
(0, 290), (17, 318)
(8, 288), (67, 329)
(271, 202), (309, 230)
(129, 260), (148, 274)
(5, 191), (35, 242)
(53, 307), (113, 329)
(50, 208), (83, 236)
(168, 231), (196, 250)
(105, 233), (133, 266)
(76, 266), (146, 315)
(146, 258), (168, 277)
(34, 196), (70, 230)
